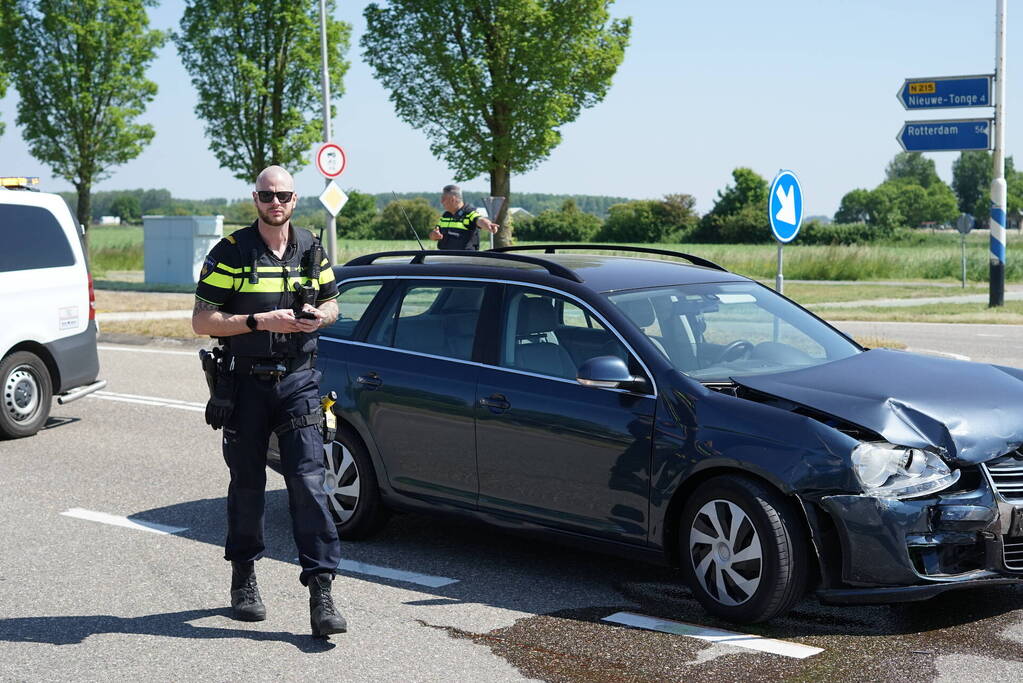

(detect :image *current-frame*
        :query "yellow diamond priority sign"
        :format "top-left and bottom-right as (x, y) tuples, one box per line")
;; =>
(319, 181), (349, 216)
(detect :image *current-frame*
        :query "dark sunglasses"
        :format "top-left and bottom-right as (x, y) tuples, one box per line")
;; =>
(256, 190), (294, 203)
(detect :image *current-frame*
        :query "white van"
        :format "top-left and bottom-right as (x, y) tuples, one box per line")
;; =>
(0, 183), (105, 438)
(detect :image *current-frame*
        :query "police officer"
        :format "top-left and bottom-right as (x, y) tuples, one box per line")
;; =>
(428, 184), (499, 250)
(191, 165), (347, 638)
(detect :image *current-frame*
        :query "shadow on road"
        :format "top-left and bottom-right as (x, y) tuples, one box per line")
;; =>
(0, 608), (334, 652)
(123, 490), (1023, 643)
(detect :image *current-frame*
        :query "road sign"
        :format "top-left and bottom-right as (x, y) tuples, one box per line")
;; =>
(319, 181), (348, 216)
(315, 142), (347, 178)
(898, 75), (992, 110)
(897, 119), (992, 152)
(956, 213), (975, 235)
(769, 170), (803, 243)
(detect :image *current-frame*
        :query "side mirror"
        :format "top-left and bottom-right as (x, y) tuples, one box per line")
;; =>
(576, 355), (646, 391)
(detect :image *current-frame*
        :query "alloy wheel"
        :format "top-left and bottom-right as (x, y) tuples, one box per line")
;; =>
(322, 440), (360, 524)
(688, 499), (764, 606)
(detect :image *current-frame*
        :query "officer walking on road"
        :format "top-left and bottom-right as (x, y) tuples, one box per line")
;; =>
(428, 184), (499, 250)
(191, 165), (347, 638)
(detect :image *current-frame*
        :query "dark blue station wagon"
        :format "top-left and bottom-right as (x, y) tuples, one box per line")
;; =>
(278, 245), (1023, 623)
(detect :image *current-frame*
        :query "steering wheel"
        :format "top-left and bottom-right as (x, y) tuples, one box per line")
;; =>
(712, 340), (754, 364)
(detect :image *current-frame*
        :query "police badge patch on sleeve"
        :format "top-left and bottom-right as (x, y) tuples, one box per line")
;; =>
(200, 256), (216, 279)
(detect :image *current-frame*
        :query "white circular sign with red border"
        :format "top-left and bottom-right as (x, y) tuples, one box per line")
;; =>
(315, 142), (347, 178)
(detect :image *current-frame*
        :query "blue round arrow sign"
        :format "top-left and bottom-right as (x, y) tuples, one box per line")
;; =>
(769, 170), (803, 243)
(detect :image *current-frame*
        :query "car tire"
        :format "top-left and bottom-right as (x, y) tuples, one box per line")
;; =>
(0, 351), (53, 439)
(324, 429), (389, 540)
(679, 475), (807, 623)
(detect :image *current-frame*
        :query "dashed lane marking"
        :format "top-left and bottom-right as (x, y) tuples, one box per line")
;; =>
(61, 508), (188, 535)
(905, 347), (971, 361)
(601, 611), (823, 659)
(91, 390), (205, 412)
(296, 557), (459, 588)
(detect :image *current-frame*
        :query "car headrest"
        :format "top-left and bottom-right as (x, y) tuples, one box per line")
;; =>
(618, 298), (655, 327)
(517, 297), (558, 335)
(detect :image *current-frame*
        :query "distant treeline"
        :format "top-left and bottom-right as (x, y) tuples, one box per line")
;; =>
(375, 192), (632, 218)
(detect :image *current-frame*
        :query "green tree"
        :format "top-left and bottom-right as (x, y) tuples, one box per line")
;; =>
(0, 66), (7, 137)
(885, 152), (941, 188)
(109, 194), (141, 222)
(374, 198), (438, 240)
(693, 168), (769, 242)
(0, 0), (165, 229)
(952, 150), (991, 220)
(516, 199), (601, 241)
(362, 0), (630, 246)
(865, 183), (902, 233)
(175, 0), (351, 182)
(336, 190), (378, 239)
(599, 194), (698, 243)
(834, 188), (871, 223)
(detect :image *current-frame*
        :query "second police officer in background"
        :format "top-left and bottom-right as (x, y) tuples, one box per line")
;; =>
(428, 184), (499, 250)
(192, 165), (347, 638)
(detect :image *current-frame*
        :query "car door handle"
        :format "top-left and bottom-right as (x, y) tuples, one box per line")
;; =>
(479, 394), (510, 412)
(356, 373), (382, 389)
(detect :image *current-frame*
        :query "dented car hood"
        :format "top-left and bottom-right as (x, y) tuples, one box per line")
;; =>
(732, 349), (1023, 464)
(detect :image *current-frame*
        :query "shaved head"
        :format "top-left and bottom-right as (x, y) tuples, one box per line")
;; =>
(252, 165), (297, 227)
(255, 165), (294, 191)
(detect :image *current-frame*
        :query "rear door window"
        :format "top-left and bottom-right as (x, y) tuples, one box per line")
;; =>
(0, 204), (75, 271)
(367, 281), (487, 361)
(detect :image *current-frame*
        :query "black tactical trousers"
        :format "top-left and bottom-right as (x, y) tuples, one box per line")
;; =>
(221, 367), (341, 585)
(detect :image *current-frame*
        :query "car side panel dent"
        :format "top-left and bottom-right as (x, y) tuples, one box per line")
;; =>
(648, 381), (859, 553)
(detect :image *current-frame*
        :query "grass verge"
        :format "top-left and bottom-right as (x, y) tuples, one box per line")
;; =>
(818, 300), (1023, 324)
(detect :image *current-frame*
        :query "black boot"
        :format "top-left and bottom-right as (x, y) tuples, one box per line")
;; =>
(308, 573), (347, 637)
(230, 561), (266, 622)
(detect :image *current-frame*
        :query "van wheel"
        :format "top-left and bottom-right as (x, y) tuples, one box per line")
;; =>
(0, 351), (53, 439)
(679, 476), (807, 623)
(323, 431), (389, 540)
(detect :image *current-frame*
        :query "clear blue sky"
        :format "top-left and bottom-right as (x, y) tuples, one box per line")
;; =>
(0, 0), (1015, 216)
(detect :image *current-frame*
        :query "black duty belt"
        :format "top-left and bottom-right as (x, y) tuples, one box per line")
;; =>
(232, 355), (314, 377)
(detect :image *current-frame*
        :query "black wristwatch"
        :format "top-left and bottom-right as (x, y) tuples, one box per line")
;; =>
(245, 313), (258, 331)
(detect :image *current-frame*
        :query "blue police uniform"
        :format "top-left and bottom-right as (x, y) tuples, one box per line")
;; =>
(435, 204), (483, 250)
(196, 221), (341, 586)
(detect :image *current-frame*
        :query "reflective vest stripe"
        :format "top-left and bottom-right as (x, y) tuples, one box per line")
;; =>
(200, 271), (234, 290)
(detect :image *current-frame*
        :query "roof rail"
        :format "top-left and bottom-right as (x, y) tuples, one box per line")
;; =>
(344, 250), (584, 282)
(490, 244), (726, 272)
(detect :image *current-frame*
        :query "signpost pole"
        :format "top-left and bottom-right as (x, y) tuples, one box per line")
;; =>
(775, 244), (784, 295)
(318, 0), (336, 264)
(990, 0), (1008, 307)
(962, 233), (968, 288)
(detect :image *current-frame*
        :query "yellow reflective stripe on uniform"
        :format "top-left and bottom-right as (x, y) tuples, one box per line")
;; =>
(438, 218), (469, 231)
(218, 263), (243, 274)
(238, 279), (297, 294)
(318, 267), (336, 287)
(200, 271), (234, 289)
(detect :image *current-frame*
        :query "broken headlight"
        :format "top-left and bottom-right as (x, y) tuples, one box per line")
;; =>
(851, 442), (960, 499)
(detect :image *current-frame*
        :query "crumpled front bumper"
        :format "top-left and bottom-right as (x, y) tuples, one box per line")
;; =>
(813, 469), (1023, 604)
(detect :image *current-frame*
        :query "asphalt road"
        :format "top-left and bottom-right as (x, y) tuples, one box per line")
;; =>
(2, 338), (1023, 682)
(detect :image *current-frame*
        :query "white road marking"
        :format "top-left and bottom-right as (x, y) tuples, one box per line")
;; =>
(977, 334), (1004, 337)
(296, 557), (459, 588)
(906, 347), (971, 361)
(91, 390), (205, 412)
(601, 612), (823, 659)
(61, 508), (188, 535)
(98, 344), (198, 357)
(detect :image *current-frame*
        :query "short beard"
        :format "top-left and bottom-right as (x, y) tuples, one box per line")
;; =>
(257, 205), (292, 227)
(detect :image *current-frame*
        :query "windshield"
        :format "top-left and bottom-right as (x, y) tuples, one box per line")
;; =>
(607, 282), (861, 382)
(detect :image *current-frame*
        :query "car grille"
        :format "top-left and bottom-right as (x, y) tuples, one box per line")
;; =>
(982, 451), (1023, 504)
(1005, 538), (1023, 571)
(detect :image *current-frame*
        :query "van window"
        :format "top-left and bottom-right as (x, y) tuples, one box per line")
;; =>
(0, 204), (76, 272)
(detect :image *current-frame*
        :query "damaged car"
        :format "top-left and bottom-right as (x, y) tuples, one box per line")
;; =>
(297, 245), (1023, 624)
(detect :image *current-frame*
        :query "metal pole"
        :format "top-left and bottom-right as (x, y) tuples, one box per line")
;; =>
(990, 0), (1007, 306)
(775, 243), (784, 294)
(319, 0), (336, 264)
(962, 232), (967, 288)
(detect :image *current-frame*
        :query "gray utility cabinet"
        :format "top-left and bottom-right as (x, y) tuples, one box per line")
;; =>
(143, 215), (223, 285)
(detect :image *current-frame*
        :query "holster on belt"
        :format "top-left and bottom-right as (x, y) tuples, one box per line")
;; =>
(199, 347), (236, 430)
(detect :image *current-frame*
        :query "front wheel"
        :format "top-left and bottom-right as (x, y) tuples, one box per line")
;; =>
(323, 431), (389, 540)
(679, 476), (807, 623)
(0, 351), (53, 439)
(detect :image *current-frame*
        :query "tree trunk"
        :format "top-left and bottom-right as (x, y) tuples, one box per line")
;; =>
(75, 179), (92, 236)
(490, 164), (512, 248)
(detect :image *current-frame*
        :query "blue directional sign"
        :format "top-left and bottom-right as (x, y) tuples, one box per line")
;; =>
(769, 170), (803, 243)
(897, 119), (992, 152)
(898, 75), (992, 110)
